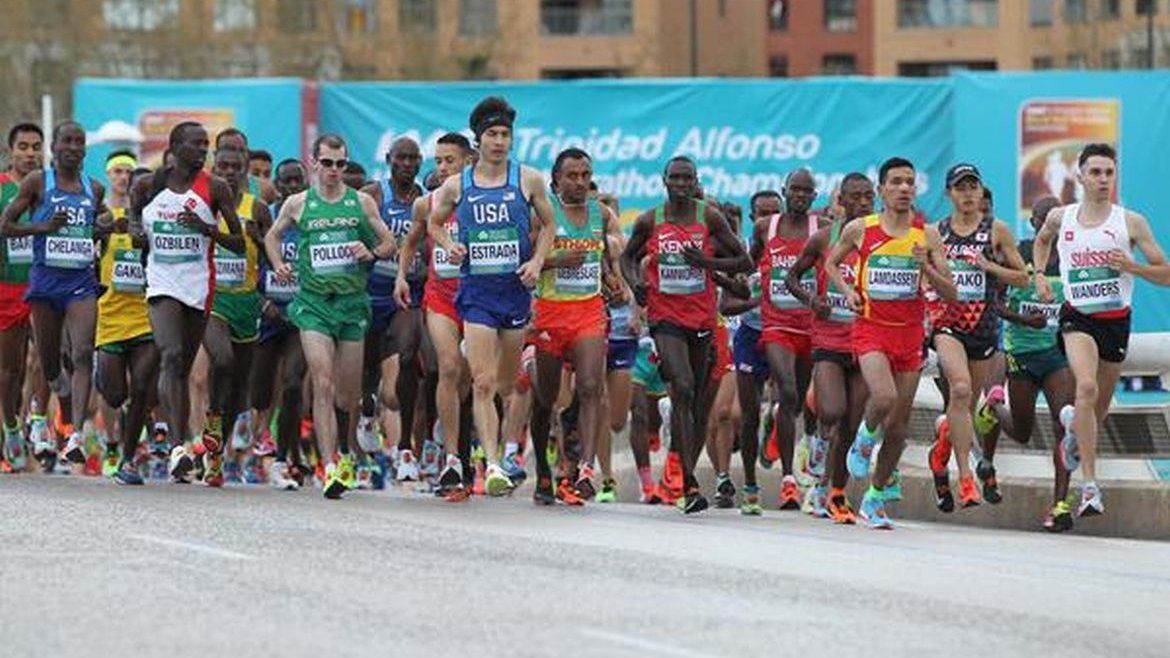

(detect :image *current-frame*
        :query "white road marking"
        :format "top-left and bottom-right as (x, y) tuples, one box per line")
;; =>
(579, 629), (722, 658)
(129, 534), (256, 561)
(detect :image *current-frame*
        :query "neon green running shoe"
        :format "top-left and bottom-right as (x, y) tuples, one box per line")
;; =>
(338, 453), (357, 490)
(740, 484), (763, 516)
(323, 462), (347, 499)
(484, 464), (513, 497)
(596, 478), (617, 503)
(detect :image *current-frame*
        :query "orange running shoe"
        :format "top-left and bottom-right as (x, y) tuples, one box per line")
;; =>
(827, 490), (856, 525)
(959, 475), (982, 508)
(556, 477), (585, 506)
(778, 475), (801, 510)
(761, 412), (781, 467)
(928, 415), (952, 474)
(473, 462), (486, 496)
(640, 482), (662, 504)
(661, 451), (684, 499)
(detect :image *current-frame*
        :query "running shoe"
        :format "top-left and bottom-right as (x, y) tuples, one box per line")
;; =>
(203, 451), (225, 488)
(596, 477), (618, 503)
(958, 475), (982, 508)
(976, 459), (1002, 504)
(437, 461), (462, 492)
(500, 451), (527, 486)
(882, 469), (903, 502)
(739, 484), (763, 516)
(808, 485), (829, 519)
(681, 486), (709, 515)
(778, 475), (801, 510)
(575, 464), (596, 500)
(355, 415), (380, 454)
(974, 385), (1005, 437)
(859, 487), (893, 530)
(230, 411), (253, 452)
(533, 476), (556, 506)
(28, 414), (54, 460)
(148, 423), (169, 456)
(63, 431), (87, 464)
(760, 413), (780, 470)
(1043, 500), (1074, 533)
(484, 464), (513, 497)
(1077, 482), (1104, 517)
(202, 414), (224, 455)
(928, 415), (952, 474)
(420, 439), (442, 478)
(396, 449), (420, 482)
(113, 462), (144, 486)
(168, 445), (194, 483)
(806, 434), (828, 480)
(555, 477), (584, 506)
(846, 427), (878, 480)
(640, 482), (662, 505)
(1058, 405), (1080, 473)
(355, 458), (374, 490)
(660, 451), (684, 501)
(3, 426), (27, 472)
(223, 460), (243, 484)
(252, 430), (276, 457)
(270, 460), (299, 491)
(337, 453), (357, 490)
(713, 473), (735, 509)
(827, 492), (856, 525)
(323, 462), (348, 499)
(794, 434), (813, 486)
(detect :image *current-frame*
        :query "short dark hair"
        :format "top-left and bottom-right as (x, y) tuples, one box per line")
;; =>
(248, 149), (272, 164)
(437, 132), (472, 153)
(982, 187), (993, 203)
(878, 157), (915, 184)
(168, 121), (203, 149)
(106, 149), (136, 164)
(51, 120), (84, 144)
(214, 147), (245, 163)
(841, 172), (871, 189)
(7, 122), (42, 148)
(274, 158), (304, 175)
(216, 127), (247, 148)
(551, 147), (591, 180)
(1078, 143), (1116, 168)
(312, 133), (347, 158)
(344, 161), (366, 177)
(749, 190), (781, 214)
(468, 96), (516, 138)
(663, 155), (696, 175)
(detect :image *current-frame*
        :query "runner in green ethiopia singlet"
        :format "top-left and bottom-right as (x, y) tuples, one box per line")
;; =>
(1, 176), (32, 284)
(535, 195), (604, 301)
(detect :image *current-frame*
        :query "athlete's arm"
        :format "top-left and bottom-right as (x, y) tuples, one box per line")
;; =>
(786, 226), (830, 319)
(719, 283), (760, 317)
(1111, 211), (1170, 285)
(0, 172), (56, 238)
(250, 198), (273, 254)
(427, 175), (463, 261)
(997, 297), (1048, 329)
(921, 224), (958, 301)
(1031, 206), (1063, 301)
(825, 217), (863, 310)
(697, 204), (752, 274)
(394, 195), (429, 308)
(712, 271), (750, 299)
(128, 173), (152, 250)
(205, 177), (245, 254)
(358, 191), (396, 262)
(620, 210), (654, 306)
(600, 203), (632, 303)
(264, 191), (303, 282)
(521, 167), (554, 286)
(980, 220), (1030, 288)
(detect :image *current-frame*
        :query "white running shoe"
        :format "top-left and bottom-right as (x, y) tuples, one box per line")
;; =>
(63, 431), (87, 464)
(168, 445), (194, 483)
(1077, 482), (1105, 517)
(420, 439), (442, 477)
(230, 411), (253, 451)
(395, 448), (420, 482)
(28, 416), (54, 457)
(269, 460), (299, 491)
(356, 415), (381, 453)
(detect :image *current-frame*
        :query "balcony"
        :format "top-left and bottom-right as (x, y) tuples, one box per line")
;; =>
(540, 0), (633, 36)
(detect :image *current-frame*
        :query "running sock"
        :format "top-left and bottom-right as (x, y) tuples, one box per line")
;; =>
(637, 465), (653, 488)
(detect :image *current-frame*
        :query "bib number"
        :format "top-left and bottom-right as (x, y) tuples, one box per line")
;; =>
(468, 226), (520, 275)
(1067, 266), (1123, 314)
(151, 220), (204, 264)
(658, 252), (705, 295)
(45, 225), (94, 269)
(865, 255), (919, 301)
(6, 236), (32, 264)
(951, 260), (986, 302)
(111, 248), (145, 293)
(308, 230), (357, 275)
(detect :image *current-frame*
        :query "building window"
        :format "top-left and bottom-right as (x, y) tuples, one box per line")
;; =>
(340, 0), (376, 34)
(768, 0), (787, 30)
(1066, 52), (1088, 68)
(769, 55), (789, 77)
(897, 0), (998, 28)
(824, 0), (857, 31)
(460, 0), (498, 36)
(541, 0), (633, 36)
(277, 0), (316, 32)
(1100, 0), (1120, 18)
(1101, 49), (1121, 68)
(1031, 56), (1053, 68)
(898, 60), (997, 76)
(399, 0), (436, 33)
(1137, 0), (1158, 16)
(1064, 0), (1087, 22)
(1029, 0), (1053, 25)
(822, 54), (857, 74)
(103, 0), (179, 30)
(214, 0), (256, 32)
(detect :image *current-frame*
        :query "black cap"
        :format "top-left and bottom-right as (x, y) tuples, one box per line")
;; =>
(945, 163), (983, 188)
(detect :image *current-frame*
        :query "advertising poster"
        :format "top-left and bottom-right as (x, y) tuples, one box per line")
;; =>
(1018, 99), (1120, 216)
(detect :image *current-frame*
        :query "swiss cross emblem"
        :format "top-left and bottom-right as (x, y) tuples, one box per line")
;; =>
(185, 198), (198, 211)
(1064, 231), (1074, 241)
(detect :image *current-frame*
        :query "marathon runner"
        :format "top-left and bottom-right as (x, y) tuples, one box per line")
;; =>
(215, 128), (277, 204)
(0, 122), (44, 470)
(1031, 143), (1170, 517)
(264, 133), (397, 499)
(826, 157), (958, 529)
(248, 149), (273, 182)
(0, 121), (106, 465)
(427, 96), (556, 500)
(621, 155), (752, 514)
(785, 171), (875, 522)
(130, 121), (244, 483)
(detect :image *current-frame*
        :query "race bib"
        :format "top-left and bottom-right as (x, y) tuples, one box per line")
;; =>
(468, 226), (519, 275)
(555, 253), (601, 296)
(308, 230), (358, 275)
(45, 225), (94, 269)
(433, 245), (461, 279)
(1067, 266), (1123, 313)
(151, 220), (204, 264)
(769, 269), (814, 309)
(657, 252), (705, 295)
(264, 270), (299, 302)
(111, 248), (145, 293)
(214, 246), (246, 289)
(6, 236), (32, 264)
(826, 280), (855, 322)
(1018, 300), (1061, 331)
(865, 255), (920, 301)
(950, 259), (986, 302)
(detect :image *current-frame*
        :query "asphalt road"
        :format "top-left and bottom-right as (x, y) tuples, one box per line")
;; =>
(2, 475), (1167, 658)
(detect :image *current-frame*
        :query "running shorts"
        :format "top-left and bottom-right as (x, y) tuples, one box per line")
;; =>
(632, 341), (667, 397)
(289, 288), (370, 343)
(532, 297), (606, 360)
(0, 281), (30, 331)
(424, 284), (461, 328)
(607, 338), (637, 371)
(1058, 306), (1131, 364)
(97, 333), (153, 356)
(1007, 347), (1069, 385)
(852, 318), (924, 374)
(650, 321), (715, 387)
(812, 348), (857, 372)
(456, 283), (530, 331)
(370, 297), (396, 334)
(24, 266), (98, 312)
(761, 326), (812, 361)
(712, 323), (732, 380)
(211, 290), (261, 343)
(733, 324), (769, 382)
(932, 326), (997, 361)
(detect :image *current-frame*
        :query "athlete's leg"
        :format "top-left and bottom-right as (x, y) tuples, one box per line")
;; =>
(705, 372), (737, 475)
(529, 350), (564, 484)
(187, 347), (208, 440)
(1005, 377), (1040, 446)
(1062, 332), (1115, 482)
(464, 324), (522, 467)
(840, 367), (868, 488)
(202, 317), (234, 429)
(390, 309), (423, 452)
(28, 302), (65, 401)
(763, 343), (811, 476)
(814, 360), (848, 489)
(333, 337), (365, 460)
(427, 312), (465, 460)
(600, 368), (633, 482)
(654, 331), (705, 488)
(872, 370), (921, 488)
(628, 383), (651, 471)
(568, 335), (606, 469)
(0, 323), (29, 429)
(149, 298), (206, 448)
(1040, 367), (1075, 503)
(933, 334), (977, 481)
(735, 371), (762, 488)
(122, 341), (160, 462)
(276, 335), (307, 466)
(968, 353), (999, 456)
(301, 331), (340, 461)
(857, 353), (898, 435)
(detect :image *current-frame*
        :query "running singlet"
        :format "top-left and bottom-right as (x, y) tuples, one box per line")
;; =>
(536, 195), (604, 301)
(369, 180), (422, 298)
(213, 192), (259, 293)
(645, 200), (715, 331)
(934, 214), (999, 336)
(608, 301), (638, 342)
(741, 272), (763, 331)
(455, 162), (532, 287)
(295, 186), (376, 296)
(760, 213), (817, 335)
(0, 173), (31, 284)
(261, 203), (299, 310)
(1056, 203), (1133, 318)
(425, 193), (460, 299)
(142, 170), (217, 311)
(96, 223), (151, 347)
(814, 220), (858, 351)
(854, 213), (926, 326)
(1005, 272), (1064, 354)
(31, 168), (96, 272)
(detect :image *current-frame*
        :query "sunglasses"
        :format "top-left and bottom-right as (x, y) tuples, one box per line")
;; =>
(317, 158), (349, 169)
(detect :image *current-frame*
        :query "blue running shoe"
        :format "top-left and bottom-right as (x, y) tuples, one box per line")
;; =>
(847, 428), (878, 480)
(224, 460), (243, 484)
(859, 487), (894, 530)
(882, 469), (903, 502)
(372, 452), (390, 490)
(114, 462), (144, 486)
(500, 451), (527, 485)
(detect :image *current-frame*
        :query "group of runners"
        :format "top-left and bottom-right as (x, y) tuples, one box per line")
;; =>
(1, 96), (1166, 532)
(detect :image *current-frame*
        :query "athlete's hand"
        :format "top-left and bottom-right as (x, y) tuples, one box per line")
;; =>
(517, 258), (541, 287)
(1021, 312), (1048, 330)
(393, 277), (411, 309)
(845, 290), (862, 313)
(556, 250), (587, 270)
(1108, 249), (1137, 273)
(1034, 272), (1054, 302)
(446, 243), (467, 266)
(350, 241), (374, 263)
(273, 262), (294, 284)
(43, 210), (69, 234)
(912, 243), (929, 265)
(973, 252), (993, 271)
(246, 220), (264, 246)
(810, 294), (831, 320)
(681, 246), (710, 269)
(177, 209), (208, 236)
